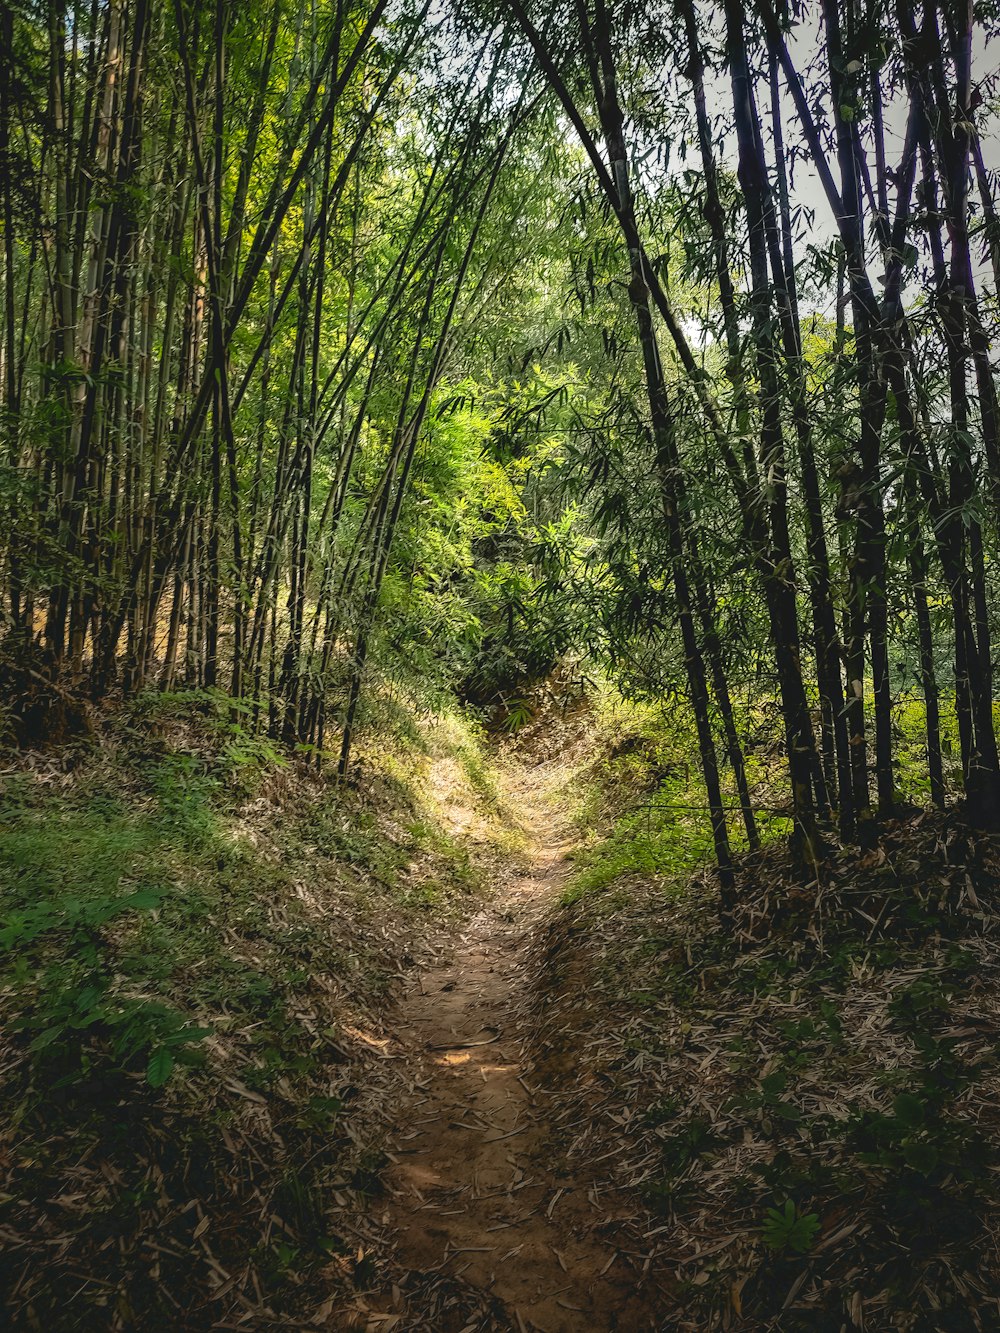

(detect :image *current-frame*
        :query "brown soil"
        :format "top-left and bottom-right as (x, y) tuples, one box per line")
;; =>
(377, 762), (664, 1332)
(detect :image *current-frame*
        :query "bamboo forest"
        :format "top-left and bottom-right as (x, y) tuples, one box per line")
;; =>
(3, 0), (1000, 1327)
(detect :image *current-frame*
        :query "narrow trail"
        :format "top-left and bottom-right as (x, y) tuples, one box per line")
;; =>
(380, 760), (659, 1332)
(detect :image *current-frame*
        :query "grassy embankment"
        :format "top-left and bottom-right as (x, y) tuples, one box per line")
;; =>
(0, 688), (514, 1330)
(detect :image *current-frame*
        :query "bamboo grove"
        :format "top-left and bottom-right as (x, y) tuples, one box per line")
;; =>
(2, 0), (1000, 893)
(0, 0), (543, 765)
(491, 0), (1000, 896)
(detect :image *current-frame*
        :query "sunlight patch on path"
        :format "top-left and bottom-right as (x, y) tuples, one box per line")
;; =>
(373, 751), (661, 1331)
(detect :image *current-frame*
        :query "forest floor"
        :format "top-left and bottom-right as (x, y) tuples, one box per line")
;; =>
(4, 693), (1000, 1331)
(356, 696), (1000, 1333)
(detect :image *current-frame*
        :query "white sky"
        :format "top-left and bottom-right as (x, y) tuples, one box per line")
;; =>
(757, 11), (1000, 302)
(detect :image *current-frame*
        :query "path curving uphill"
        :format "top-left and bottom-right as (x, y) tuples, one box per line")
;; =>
(379, 761), (662, 1332)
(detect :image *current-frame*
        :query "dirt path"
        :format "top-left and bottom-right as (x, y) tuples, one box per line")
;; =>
(379, 765), (660, 1332)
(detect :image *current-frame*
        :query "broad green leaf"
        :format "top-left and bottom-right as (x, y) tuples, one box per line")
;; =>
(146, 1047), (175, 1088)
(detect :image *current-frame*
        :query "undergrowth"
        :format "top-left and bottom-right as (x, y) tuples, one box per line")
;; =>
(0, 688), (503, 1330)
(532, 692), (1000, 1331)
(561, 688), (968, 907)
(562, 690), (791, 904)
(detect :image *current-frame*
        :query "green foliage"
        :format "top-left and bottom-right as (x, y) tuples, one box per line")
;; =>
(565, 810), (713, 902)
(843, 1042), (989, 1182)
(891, 695), (962, 800)
(659, 1116), (720, 1174)
(761, 1199), (821, 1254)
(562, 691), (788, 903)
(502, 697), (534, 733)
(737, 1069), (804, 1126)
(0, 756), (221, 1087)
